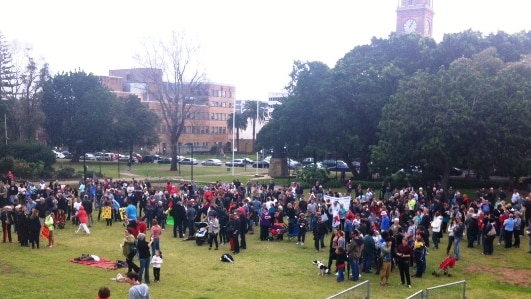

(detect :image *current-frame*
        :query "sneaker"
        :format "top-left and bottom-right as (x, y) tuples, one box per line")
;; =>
(335, 272), (339, 276)
(296, 242), (300, 245)
(359, 274), (362, 278)
(301, 242), (304, 246)
(408, 285), (412, 289)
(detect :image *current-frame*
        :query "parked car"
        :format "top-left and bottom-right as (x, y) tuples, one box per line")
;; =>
(242, 158), (254, 165)
(143, 154), (160, 163)
(252, 160), (270, 168)
(301, 157), (316, 165)
(118, 155), (138, 163)
(226, 159), (245, 167)
(303, 162), (327, 171)
(328, 161), (350, 172)
(322, 159), (346, 168)
(158, 157), (172, 164)
(202, 159), (223, 166)
(179, 158), (199, 165)
(61, 151), (73, 159)
(53, 150), (65, 159)
(288, 159), (301, 169)
(79, 153), (97, 160)
(96, 153), (115, 161)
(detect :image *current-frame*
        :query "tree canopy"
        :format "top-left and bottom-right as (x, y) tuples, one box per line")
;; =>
(258, 30), (531, 185)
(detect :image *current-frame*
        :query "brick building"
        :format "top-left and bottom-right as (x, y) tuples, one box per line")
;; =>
(99, 68), (234, 155)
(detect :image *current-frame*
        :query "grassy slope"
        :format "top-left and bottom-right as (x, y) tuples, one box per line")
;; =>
(3, 162), (528, 298)
(1, 215), (530, 299)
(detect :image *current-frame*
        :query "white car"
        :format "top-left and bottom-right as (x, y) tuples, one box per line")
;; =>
(202, 159), (223, 166)
(53, 150), (65, 159)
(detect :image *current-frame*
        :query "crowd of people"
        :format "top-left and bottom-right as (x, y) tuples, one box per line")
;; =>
(1, 169), (531, 297)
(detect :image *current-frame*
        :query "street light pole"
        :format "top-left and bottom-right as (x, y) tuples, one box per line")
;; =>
(190, 143), (194, 181)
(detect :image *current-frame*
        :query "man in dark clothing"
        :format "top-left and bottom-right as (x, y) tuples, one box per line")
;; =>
(171, 200), (186, 238)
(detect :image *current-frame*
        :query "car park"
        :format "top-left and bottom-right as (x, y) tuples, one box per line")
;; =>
(202, 159), (223, 166)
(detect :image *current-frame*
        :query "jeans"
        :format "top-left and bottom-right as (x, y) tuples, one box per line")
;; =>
(350, 258), (360, 281)
(483, 235), (494, 254)
(187, 219), (195, 236)
(138, 257), (151, 284)
(151, 238), (160, 255)
(432, 231), (440, 249)
(362, 255), (374, 273)
(454, 236), (462, 260)
(337, 267), (345, 282)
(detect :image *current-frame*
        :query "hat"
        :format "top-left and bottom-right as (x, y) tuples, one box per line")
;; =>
(393, 218), (399, 222)
(380, 211), (387, 216)
(39, 197), (45, 201)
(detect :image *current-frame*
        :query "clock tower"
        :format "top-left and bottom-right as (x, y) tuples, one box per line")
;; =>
(396, 0), (434, 37)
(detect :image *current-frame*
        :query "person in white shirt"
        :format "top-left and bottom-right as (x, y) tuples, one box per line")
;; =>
(431, 213), (443, 249)
(150, 249), (163, 282)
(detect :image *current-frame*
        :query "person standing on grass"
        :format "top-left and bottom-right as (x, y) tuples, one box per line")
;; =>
(136, 233), (152, 284)
(122, 229), (139, 273)
(296, 213), (308, 245)
(335, 246), (347, 283)
(150, 219), (161, 254)
(151, 250), (163, 282)
(396, 237), (413, 289)
(452, 217), (465, 260)
(503, 213), (515, 248)
(207, 213), (219, 250)
(28, 208), (41, 249)
(125, 272), (150, 299)
(73, 206), (90, 235)
(380, 237), (393, 286)
(44, 210), (55, 248)
(526, 223), (531, 253)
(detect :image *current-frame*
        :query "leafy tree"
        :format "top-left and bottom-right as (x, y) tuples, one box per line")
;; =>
(243, 100), (267, 152)
(41, 71), (117, 159)
(134, 31), (207, 171)
(113, 95), (159, 162)
(227, 112), (247, 151)
(372, 48), (531, 189)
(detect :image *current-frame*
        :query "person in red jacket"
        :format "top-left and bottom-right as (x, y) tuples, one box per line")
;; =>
(73, 206), (90, 235)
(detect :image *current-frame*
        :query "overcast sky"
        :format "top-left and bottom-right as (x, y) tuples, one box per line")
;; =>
(1, 0), (530, 101)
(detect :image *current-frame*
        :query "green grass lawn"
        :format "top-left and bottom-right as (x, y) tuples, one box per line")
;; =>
(1, 217), (530, 299)
(21, 162), (529, 298)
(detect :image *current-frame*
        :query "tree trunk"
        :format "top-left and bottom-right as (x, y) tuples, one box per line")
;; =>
(169, 132), (178, 171)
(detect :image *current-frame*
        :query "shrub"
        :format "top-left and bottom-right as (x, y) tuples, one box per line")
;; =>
(55, 167), (77, 179)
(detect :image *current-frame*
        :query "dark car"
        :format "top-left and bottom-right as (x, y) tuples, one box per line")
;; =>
(252, 160), (269, 168)
(158, 157), (172, 164)
(143, 155), (160, 163)
(328, 161), (350, 172)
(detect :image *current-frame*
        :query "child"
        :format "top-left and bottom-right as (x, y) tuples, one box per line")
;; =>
(73, 206), (90, 235)
(335, 246), (347, 283)
(101, 196), (113, 226)
(95, 286), (110, 299)
(151, 250), (163, 282)
(297, 213), (308, 245)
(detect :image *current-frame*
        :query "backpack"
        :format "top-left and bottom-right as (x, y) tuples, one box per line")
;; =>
(487, 224), (497, 237)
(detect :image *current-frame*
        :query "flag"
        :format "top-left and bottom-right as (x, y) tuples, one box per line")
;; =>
(41, 225), (50, 241)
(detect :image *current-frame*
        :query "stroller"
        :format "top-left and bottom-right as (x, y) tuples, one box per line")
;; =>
(269, 222), (286, 240)
(432, 255), (457, 277)
(194, 222), (208, 246)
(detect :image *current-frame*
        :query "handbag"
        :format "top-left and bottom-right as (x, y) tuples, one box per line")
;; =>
(487, 224), (496, 237)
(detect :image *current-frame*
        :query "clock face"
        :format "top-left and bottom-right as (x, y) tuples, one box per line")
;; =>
(404, 19), (417, 33)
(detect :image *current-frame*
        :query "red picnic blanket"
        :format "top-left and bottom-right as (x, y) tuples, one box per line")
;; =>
(68, 258), (118, 270)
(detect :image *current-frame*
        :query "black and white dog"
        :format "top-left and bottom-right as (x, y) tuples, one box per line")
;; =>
(312, 260), (330, 275)
(220, 254), (235, 263)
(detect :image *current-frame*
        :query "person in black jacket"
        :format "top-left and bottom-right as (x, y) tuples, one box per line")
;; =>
(28, 208), (41, 249)
(81, 195), (93, 227)
(16, 206), (29, 247)
(227, 212), (240, 254)
(313, 214), (328, 252)
(170, 200), (186, 238)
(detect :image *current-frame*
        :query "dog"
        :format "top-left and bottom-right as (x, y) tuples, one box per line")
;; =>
(312, 260), (330, 275)
(220, 254), (235, 263)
